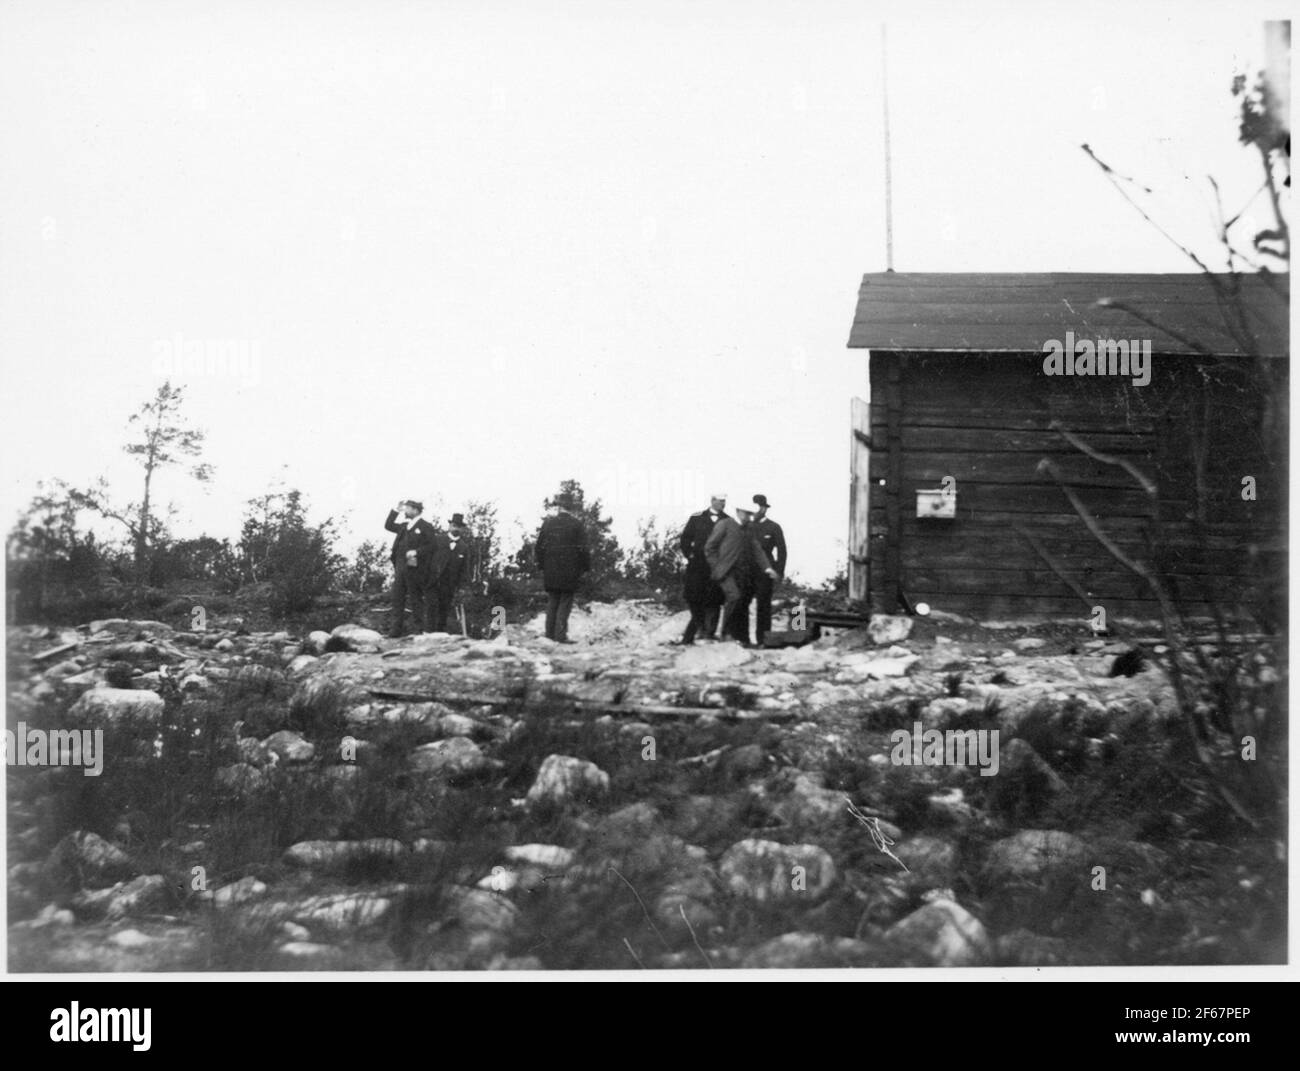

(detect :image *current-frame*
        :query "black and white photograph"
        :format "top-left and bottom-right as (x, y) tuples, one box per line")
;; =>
(1, 0), (1292, 988)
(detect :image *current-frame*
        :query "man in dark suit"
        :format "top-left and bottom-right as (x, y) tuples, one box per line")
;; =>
(534, 503), (590, 643)
(384, 500), (436, 638)
(751, 494), (787, 644)
(424, 512), (471, 633)
(705, 502), (778, 646)
(677, 494), (728, 644)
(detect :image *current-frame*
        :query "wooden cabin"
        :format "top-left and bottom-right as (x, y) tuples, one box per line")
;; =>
(844, 272), (1289, 622)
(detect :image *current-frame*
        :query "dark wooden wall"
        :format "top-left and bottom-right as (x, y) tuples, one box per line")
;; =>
(864, 352), (1285, 621)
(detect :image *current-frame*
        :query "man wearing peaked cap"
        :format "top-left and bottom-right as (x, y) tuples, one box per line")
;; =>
(751, 494), (787, 644)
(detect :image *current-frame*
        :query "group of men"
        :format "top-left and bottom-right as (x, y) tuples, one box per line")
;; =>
(385, 492), (784, 648)
(384, 501), (472, 637)
(386, 498), (592, 643)
(678, 493), (787, 647)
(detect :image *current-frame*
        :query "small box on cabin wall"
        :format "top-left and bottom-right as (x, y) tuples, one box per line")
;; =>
(916, 487), (956, 519)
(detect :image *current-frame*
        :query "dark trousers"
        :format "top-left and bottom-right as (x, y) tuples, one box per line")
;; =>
(424, 578), (454, 633)
(545, 589), (575, 641)
(754, 575), (775, 643)
(682, 603), (721, 643)
(390, 563), (425, 636)
(719, 575), (752, 644)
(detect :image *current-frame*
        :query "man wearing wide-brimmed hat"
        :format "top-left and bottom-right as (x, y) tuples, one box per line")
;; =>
(704, 500), (778, 646)
(384, 499), (436, 637)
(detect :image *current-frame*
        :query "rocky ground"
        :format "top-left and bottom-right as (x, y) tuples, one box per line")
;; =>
(5, 600), (1286, 970)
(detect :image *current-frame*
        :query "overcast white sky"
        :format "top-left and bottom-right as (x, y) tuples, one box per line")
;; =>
(0, 0), (1287, 584)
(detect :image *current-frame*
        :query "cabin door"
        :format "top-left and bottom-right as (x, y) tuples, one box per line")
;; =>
(848, 396), (871, 604)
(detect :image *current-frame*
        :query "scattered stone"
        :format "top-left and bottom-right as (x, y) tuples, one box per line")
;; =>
(719, 839), (835, 903)
(45, 831), (135, 888)
(655, 888), (718, 933)
(289, 892), (396, 934)
(438, 713), (482, 737)
(68, 688), (164, 722)
(289, 676), (368, 722)
(984, 830), (1089, 883)
(927, 787), (978, 829)
(720, 743), (767, 779)
(996, 738), (1068, 802)
(504, 844), (575, 868)
(1013, 637), (1047, 651)
(274, 941), (345, 968)
(526, 754), (611, 806)
(212, 876), (268, 907)
(214, 763), (270, 795)
(676, 643), (754, 672)
(305, 630), (333, 655)
(329, 624), (386, 651)
(996, 929), (1071, 967)
(740, 932), (878, 969)
(104, 874), (169, 920)
(772, 773), (846, 828)
(899, 835), (960, 888)
(868, 614), (914, 645)
(16, 904), (76, 930)
(263, 730), (316, 764)
(922, 697), (971, 729)
(594, 802), (661, 840)
(886, 897), (990, 966)
(446, 887), (520, 932)
(283, 839), (405, 871)
(410, 737), (489, 778)
(287, 654), (318, 674)
(834, 651), (918, 682)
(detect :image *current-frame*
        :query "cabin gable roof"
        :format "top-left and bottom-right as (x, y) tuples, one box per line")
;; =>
(846, 272), (1289, 357)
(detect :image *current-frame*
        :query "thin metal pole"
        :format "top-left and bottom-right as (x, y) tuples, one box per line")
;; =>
(881, 23), (894, 271)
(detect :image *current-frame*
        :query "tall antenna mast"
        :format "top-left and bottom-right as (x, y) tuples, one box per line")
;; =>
(881, 23), (894, 271)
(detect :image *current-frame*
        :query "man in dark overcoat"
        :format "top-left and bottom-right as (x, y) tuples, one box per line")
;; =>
(384, 499), (436, 638)
(425, 512), (471, 633)
(705, 502), (778, 646)
(534, 504), (591, 643)
(677, 494), (728, 644)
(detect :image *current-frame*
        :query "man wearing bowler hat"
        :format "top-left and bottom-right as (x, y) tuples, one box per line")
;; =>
(751, 494), (787, 644)
(425, 512), (471, 633)
(384, 499), (436, 638)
